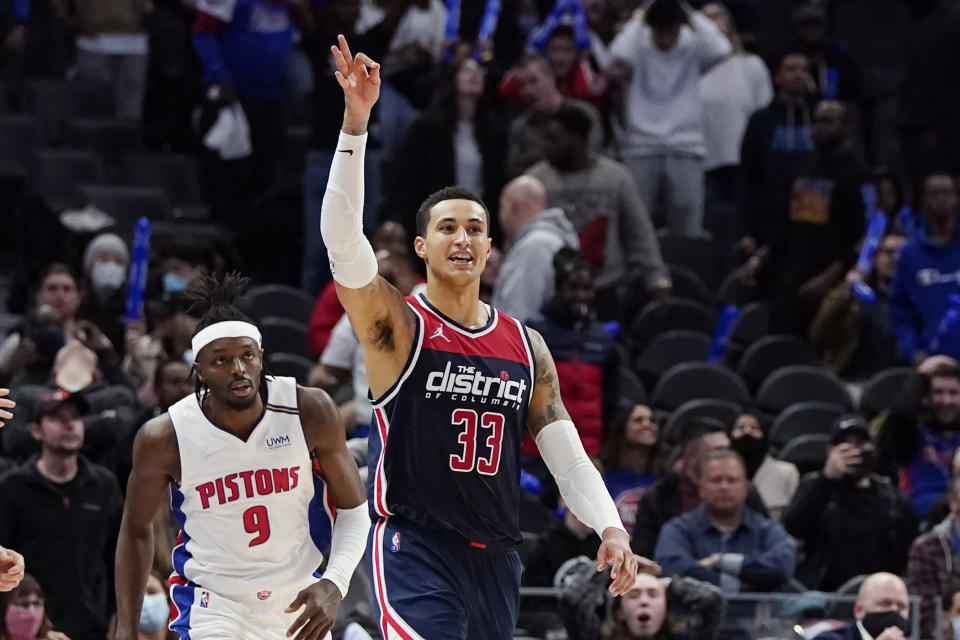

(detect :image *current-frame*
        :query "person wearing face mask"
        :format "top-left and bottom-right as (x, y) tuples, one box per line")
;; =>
(77, 233), (131, 358)
(941, 585), (960, 640)
(729, 412), (798, 522)
(0, 574), (70, 640)
(137, 574), (169, 640)
(0, 306), (65, 389)
(812, 572), (911, 640)
(908, 475), (960, 637)
(523, 249), (621, 468)
(1, 341), (138, 473)
(561, 570), (725, 640)
(783, 415), (917, 591)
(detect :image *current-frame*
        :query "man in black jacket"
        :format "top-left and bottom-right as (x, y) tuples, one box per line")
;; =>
(0, 389), (123, 640)
(631, 418), (768, 558)
(784, 415), (917, 591)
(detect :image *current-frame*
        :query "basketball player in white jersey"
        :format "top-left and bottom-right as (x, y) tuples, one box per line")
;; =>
(322, 37), (656, 638)
(114, 274), (369, 640)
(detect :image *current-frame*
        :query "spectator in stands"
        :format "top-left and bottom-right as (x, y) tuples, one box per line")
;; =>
(607, 0), (730, 237)
(760, 100), (870, 335)
(32, 265), (81, 339)
(526, 103), (670, 321)
(562, 568), (725, 640)
(307, 221), (412, 356)
(72, 0), (148, 121)
(78, 234), (129, 357)
(784, 414), (916, 591)
(380, 54), (508, 242)
(810, 231), (908, 379)
(123, 294), (197, 397)
(504, 54), (602, 178)
(738, 49), (815, 254)
(729, 411), (798, 521)
(877, 355), (960, 518)
(0, 545), (24, 593)
(790, 4), (863, 104)
(137, 573), (170, 640)
(524, 502), (600, 590)
(525, 249), (620, 461)
(0, 389), (123, 640)
(631, 418), (769, 558)
(479, 245), (502, 305)
(898, 0), (960, 186)
(877, 170), (910, 235)
(0, 573), (69, 640)
(890, 173), (960, 363)
(2, 340), (137, 473)
(907, 475), (960, 636)
(492, 175), (579, 323)
(655, 449), (796, 593)
(922, 445), (960, 532)
(0, 306), (63, 388)
(601, 403), (665, 534)
(812, 572), (911, 640)
(699, 2), (772, 245)
(943, 584), (960, 640)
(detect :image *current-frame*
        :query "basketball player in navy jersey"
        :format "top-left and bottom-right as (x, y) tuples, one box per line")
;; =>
(114, 274), (369, 640)
(322, 36), (657, 639)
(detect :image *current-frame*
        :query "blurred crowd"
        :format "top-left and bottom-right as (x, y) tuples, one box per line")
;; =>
(3, 0), (960, 638)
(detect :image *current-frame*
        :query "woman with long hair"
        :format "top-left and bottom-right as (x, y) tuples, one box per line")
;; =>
(601, 403), (665, 533)
(0, 574), (69, 640)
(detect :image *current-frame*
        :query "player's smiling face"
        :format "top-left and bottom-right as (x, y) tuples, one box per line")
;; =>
(416, 199), (491, 285)
(194, 336), (264, 410)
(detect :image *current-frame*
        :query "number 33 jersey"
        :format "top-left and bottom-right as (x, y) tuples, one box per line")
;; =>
(167, 376), (331, 597)
(368, 293), (535, 547)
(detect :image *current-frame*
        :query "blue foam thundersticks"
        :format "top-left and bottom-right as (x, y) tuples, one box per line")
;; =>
(125, 217), (151, 322)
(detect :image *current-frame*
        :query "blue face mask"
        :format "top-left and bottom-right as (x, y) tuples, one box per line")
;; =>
(163, 273), (189, 293)
(139, 593), (169, 633)
(952, 617), (960, 640)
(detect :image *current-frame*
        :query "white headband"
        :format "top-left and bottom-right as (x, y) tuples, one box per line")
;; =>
(192, 321), (262, 357)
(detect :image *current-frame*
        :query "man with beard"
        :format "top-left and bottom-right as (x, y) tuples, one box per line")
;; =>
(877, 355), (960, 518)
(812, 573), (911, 640)
(728, 412), (798, 521)
(783, 415), (917, 591)
(908, 474), (960, 636)
(114, 273), (369, 640)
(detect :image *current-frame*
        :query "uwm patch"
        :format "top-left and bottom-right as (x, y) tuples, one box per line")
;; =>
(266, 434), (291, 450)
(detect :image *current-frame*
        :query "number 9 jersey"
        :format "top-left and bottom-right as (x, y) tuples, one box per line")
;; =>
(368, 293), (535, 548)
(166, 376), (332, 599)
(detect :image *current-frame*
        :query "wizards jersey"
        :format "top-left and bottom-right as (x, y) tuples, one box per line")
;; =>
(368, 293), (536, 547)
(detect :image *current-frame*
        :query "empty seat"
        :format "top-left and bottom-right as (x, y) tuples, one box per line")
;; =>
(777, 433), (831, 475)
(76, 184), (171, 238)
(266, 353), (315, 385)
(756, 365), (854, 416)
(0, 114), (42, 176)
(63, 118), (141, 167)
(634, 329), (711, 388)
(658, 234), (726, 289)
(666, 264), (713, 304)
(769, 401), (846, 451)
(662, 398), (744, 444)
(651, 362), (749, 412)
(29, 149), (104, 208)
(244, 284), (316, 326)
(859, 367), (913, 418)
(119, 152), (204, 206)
(723, 301), (772, 369)
(619, 367), (647, 407)
(24, 78), (114, 141)
(259, 317), (312, 359)
(627, 299), (715, 357)
(737, 334), (818, 393)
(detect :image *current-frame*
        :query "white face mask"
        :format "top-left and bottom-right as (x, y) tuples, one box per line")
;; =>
(139, 593), (169, 632)
(952, 617), (960, 640)
(91, 261), (126, 290)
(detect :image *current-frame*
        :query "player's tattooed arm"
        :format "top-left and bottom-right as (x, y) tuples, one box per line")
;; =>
(526, 328), (572, 438)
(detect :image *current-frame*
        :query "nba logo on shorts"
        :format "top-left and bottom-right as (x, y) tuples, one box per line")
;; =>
(257, 590), (272, 600)
(391, 531), (401, 553)
(199, 592), (209, 608)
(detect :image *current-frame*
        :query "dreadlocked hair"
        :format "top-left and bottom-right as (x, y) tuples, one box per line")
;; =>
(184, 271), (271, 404)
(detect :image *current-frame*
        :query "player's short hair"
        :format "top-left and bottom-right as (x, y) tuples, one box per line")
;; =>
(644, 0), (687, 29)
(549, 103), (593, 141)
(415, 186), (491, 238)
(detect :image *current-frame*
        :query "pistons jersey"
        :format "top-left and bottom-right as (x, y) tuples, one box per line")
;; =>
(167, 376), (333, 597)
(368, 293), (536, 547)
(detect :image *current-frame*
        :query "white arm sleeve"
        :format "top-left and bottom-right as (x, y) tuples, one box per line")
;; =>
(535, 420), (626, 537)
(320, 131), (378, 289)
(321, 501), (370, 598)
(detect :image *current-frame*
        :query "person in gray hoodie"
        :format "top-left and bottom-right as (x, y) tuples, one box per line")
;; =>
(492, 175), (580, 323)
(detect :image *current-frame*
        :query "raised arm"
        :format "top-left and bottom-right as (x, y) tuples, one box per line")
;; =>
(114, 417), (180, 640)
(526, 329), (656, 595)
(286, 386), (368, 640)
(321, 35), (416, 398)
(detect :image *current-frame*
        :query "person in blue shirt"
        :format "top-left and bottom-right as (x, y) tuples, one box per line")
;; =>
(890, 172), (960, 363)
(654, 448), (796, 593)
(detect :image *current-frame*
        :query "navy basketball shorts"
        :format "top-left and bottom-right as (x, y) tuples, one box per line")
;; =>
(367, 517), (522, 640)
